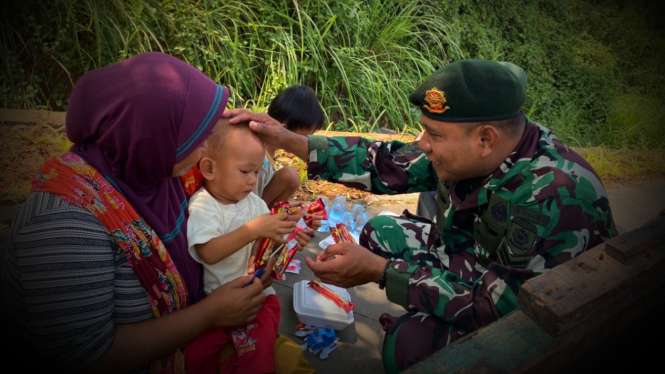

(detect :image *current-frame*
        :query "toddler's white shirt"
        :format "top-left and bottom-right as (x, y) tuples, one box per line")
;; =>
(187, 188), (275, 296)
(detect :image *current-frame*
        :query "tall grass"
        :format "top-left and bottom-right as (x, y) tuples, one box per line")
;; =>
(1, 0), (458, 130)
(1, 0), (664, 151)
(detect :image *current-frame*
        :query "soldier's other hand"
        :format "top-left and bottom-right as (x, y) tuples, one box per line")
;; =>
(305, 242), (388, 288)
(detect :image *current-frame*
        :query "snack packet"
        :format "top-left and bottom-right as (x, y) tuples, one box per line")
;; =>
(273, 218), (308, 280)
(308, 280), (355, 313)
(254, 201), (307, 279)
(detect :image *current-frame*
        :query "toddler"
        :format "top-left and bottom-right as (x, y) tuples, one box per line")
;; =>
(184, 119), (298, 374)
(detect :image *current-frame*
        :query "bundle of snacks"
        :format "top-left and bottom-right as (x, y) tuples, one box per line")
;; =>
(328, 223), (356, 244)
(254, 201), (304, 279)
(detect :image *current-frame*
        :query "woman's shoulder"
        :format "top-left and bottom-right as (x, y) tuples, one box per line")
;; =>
(14, 191), (101, 226)
(9, 191), (111, 247)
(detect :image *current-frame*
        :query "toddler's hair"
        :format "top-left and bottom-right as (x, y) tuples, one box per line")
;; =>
(267, 85), (324, 133)
(207, 118), (260, 155)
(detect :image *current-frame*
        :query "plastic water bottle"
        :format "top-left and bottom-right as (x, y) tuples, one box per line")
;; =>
(351, 203), (365, 221)
(317, 219), (329, 233)
(351, 212), (370, 235)
(333, 195), (348, 210)
(319, 196), (330, 217)
(328, 201), (346, 226)
(343, 211), (355, 230)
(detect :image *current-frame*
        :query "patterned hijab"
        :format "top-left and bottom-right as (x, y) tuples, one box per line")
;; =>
(66, 52), (229, 301)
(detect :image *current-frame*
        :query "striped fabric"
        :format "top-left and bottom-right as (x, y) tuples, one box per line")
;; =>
(3, 191), (152, 372)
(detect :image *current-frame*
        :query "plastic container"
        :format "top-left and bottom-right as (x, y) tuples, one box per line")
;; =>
(293, 280), (354, 331)
(318, 232), (360, 250)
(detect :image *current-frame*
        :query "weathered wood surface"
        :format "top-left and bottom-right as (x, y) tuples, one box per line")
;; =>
(403, 285), (665, 374)
(0, 109), (419, 143)
(0, 109), (66, 126)
(519, 215), (665, 337)
(403, 215), (665, 373)
(604, 215), (665, 263)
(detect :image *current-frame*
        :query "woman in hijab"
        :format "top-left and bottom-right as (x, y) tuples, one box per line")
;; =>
(2, 52), (314, 373)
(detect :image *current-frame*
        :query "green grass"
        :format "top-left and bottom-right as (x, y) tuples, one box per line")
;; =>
(1, 0), (664, 150)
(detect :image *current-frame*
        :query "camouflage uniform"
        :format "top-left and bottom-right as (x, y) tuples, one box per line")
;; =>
(307, 121), (616, 373)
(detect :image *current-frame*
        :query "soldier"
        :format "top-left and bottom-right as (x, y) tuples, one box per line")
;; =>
(224, 59), (617, 373)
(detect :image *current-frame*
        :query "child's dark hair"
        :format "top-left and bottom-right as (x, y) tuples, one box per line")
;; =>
(267, 85), (324, 133)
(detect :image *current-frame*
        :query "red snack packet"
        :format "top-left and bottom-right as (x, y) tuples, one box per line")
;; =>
(306, 197), (327, 221)
(254, 202), (307, 278)
(273, 224), (306, 280)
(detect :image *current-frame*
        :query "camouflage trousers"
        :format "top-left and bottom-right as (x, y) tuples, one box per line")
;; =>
(359, 211), (466, 374)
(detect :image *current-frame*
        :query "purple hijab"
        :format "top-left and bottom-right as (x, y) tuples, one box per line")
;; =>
(66, 52), (229, 302)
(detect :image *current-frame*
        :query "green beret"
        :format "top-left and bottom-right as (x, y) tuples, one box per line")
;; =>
(409, 59), (527, 123)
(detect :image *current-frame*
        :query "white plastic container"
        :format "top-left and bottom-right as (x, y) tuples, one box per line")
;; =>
(293, 280), (354, 331)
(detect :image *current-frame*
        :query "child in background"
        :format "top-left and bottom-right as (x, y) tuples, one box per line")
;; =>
(184, 119), (310, 374)
(255, 85), (325, 208)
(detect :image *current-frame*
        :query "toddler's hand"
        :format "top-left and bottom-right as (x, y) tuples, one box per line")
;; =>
(247, 255), (256, 275)
(247, 212), (295, 242)
(295, 229), (312, 251)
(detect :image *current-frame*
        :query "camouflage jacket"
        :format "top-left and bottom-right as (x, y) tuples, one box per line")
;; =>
(307, 121), (616, 330)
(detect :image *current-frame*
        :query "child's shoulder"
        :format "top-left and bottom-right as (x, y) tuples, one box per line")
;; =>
(188, 188), (219, 212)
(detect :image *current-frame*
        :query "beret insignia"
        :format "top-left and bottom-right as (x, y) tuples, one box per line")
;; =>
(424, 88), (450, 114)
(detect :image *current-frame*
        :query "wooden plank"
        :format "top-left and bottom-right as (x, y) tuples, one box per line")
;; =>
(605, 215), (665, 263)
(314, 130), (416, 143)
(403, 285), (665, 373)
(518, 230), (665, 337)
(0, 110), (418, 142)
(0, 109), (66, 126)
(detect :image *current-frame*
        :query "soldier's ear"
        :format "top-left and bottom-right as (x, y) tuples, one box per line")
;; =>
(477, 125), (499, 158)
(199, 157), (216, 180)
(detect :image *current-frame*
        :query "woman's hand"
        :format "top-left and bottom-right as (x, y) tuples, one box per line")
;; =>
(305, 242), (388, 288)
(206, 274), (267, 326)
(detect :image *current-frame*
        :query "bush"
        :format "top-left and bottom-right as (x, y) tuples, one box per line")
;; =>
(1, 0), (663, 147)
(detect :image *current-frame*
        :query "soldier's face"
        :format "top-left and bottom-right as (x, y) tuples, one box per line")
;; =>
(418, 115), (483, 181)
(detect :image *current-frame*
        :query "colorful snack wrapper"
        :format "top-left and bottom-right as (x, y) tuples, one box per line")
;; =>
(273, 219), (307, 280)
(308, 280), (355, 313)
(306, 197), (327, 221)
(254, 201), (307, 279)
(329, 223), (356, 244)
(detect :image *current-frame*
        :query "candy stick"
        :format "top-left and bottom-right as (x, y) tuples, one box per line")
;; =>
(308, 280), (355, 313)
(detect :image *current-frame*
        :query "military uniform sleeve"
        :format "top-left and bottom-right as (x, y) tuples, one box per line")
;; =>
(307, 135), (436, 194)
(382, 194), (615, 331)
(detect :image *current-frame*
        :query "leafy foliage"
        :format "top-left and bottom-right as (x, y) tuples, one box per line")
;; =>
(1, 0), (663, 148)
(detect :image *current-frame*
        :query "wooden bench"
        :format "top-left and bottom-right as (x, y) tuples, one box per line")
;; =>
(403, 214), (665, 373)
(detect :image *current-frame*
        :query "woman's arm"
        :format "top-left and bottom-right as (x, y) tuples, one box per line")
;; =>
(4, 193), (271, 374)
(83, 275), (266, 374)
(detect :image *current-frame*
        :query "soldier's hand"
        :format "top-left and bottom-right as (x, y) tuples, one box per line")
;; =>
(305, 242), (388, 288)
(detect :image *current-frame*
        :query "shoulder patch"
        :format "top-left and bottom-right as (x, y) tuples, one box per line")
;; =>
(507, 217), (537, 256)
(512, 206), (550, 227)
